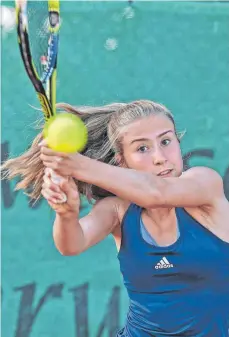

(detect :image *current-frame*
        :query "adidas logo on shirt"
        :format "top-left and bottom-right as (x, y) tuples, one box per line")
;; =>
(155, 257), (174, 269)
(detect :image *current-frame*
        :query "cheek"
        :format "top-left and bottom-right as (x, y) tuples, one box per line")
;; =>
(165, 145), (183, 168)
(126, 153), (152, 168)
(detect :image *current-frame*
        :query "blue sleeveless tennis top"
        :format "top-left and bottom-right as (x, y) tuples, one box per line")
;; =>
(117, 204), (229, 337)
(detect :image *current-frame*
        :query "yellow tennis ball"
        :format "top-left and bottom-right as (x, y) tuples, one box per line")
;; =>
(44, 113), (88, 153)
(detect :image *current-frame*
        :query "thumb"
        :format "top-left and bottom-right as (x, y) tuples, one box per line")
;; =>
(60, 179), (79, 200)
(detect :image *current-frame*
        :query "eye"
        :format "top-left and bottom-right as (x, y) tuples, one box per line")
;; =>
(161, 138), (171, 146)
(137, 145), (149, 153)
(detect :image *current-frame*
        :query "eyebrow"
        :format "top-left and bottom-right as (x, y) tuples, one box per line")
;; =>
(130, 130), (174, 144)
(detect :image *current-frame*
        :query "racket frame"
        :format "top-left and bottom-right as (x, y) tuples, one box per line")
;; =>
(15, 0), (60, 121)
(15, 0), (67, 202)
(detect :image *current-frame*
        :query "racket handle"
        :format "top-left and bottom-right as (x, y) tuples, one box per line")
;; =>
(50, 170), (67, 203)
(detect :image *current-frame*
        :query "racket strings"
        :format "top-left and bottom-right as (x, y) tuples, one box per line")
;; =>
(27, 1), (51, 80)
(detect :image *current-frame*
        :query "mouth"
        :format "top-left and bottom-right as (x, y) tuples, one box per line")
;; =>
(157, 169), (173, 177)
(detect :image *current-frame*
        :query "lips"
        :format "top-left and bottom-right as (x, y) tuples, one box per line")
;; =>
(157, 169), (173, 176)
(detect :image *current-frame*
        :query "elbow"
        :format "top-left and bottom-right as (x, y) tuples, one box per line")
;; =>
(58, 248), (81, 256)
(59, 249), (77, 256)
(53, 231), (85, 256)
(55, 245), (83, 256)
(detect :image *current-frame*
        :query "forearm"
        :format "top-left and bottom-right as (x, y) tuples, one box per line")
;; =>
(53, 213), (85, 256)
(75, 156), (163, 208)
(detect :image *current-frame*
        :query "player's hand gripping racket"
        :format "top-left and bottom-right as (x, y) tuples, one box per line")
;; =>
(15, 0), (67, 202)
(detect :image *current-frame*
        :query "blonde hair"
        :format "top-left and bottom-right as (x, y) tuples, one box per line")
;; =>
(1, 100), (180, 202)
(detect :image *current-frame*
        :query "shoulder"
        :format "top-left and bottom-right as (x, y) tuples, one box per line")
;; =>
(113, 198), (132, 225)
(182, 166), (224, 195)
(93, 196), (130, 210)
(183, 166), (222, 179)
(93, 196), (131, 224)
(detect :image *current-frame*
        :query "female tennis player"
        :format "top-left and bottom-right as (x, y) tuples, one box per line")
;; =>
(3, 100), (229, 336)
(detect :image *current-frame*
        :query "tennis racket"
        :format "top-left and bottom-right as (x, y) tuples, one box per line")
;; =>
(16, 0), (67, 202)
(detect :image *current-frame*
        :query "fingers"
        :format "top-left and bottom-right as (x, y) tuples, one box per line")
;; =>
(44, 167), (52, 177)
(40, 151), (63, 164)
(43, 174), (61, 193)
(50, 171), (68, 186)
(41, 187), (64, 204)
(42, 163), (71, 208)
(39, 145), (67, 157)
(42, 168), (65, 200)
(41, 170), (79, 212)
(41, 158), (62, 170)
(42, 178), (67, 204)
(40, 154), (62, 164)
(40, 146), (68, 171)
(39, 146), (78, 179)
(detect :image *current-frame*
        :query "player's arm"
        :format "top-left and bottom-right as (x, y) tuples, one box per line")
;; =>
(74, 159), (224, 208)
(53, 196), (120, 256)
(157, 167), (224, 208)
(40, 146), (225, 208)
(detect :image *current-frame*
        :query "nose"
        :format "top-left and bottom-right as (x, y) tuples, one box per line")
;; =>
(152, 146), (167, 165)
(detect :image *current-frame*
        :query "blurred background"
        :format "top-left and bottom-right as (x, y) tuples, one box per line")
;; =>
(1, 1), (229, 336)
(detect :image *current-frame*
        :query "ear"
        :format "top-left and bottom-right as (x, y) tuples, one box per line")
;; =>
(115, 153), (127, 168)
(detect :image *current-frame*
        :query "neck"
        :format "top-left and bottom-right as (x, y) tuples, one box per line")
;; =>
(144, 207), (175, 229)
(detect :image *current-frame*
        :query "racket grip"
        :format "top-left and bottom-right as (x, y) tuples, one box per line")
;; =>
(50, 170), (67, 203)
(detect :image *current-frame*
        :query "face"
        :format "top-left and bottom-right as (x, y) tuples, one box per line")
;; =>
(118, 114), (183, 178)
